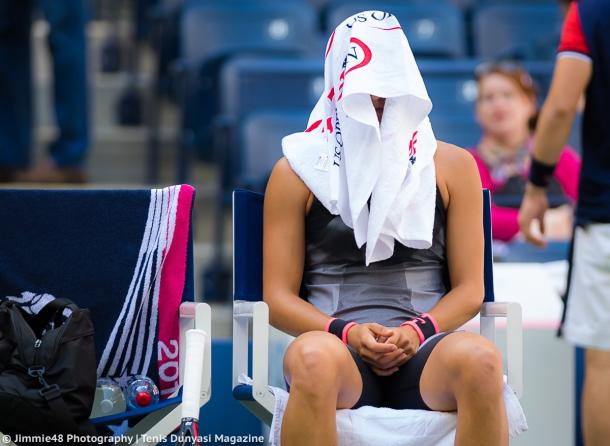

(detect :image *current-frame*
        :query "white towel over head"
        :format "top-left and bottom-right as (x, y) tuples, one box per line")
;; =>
(282, 11), (438, 265)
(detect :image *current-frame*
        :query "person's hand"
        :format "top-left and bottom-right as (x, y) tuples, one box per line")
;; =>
(370, 325), (421, 376)
(518, 183), (549, 247)
(346, 323), (402, 374)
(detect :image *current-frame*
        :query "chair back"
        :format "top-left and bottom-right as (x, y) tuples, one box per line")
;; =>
(483, 189), (495, 303)
(233, 190), (265, 302)
(233, 188), (495, 303)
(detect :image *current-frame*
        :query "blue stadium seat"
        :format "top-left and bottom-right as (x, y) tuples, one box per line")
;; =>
(177, 0), (316, 172)
(218, 56), (323, 190)
(418, 60), (479, 115)
(181, 1), (315, 69)
(220, 56), (323, 120)
(473, 4), (562, 60)
(239, 110), (310, 190)
(431, 114), (480, 149)
(326, 3), (466, 58)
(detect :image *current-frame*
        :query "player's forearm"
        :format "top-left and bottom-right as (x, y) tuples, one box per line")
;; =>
(427, 283), (484, 332)
(264, 290), (330, 337)
(532, 98), (578, 165)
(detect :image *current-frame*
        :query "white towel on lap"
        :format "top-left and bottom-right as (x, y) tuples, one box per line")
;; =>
(282, 11), (437, 265)
(264, 382), (527, 446)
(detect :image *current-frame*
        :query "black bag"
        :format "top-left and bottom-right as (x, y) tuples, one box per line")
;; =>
(0, 298), (97, 437)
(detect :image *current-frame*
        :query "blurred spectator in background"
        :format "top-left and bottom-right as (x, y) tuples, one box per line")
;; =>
(469, 62), (580, 242)
(0, 0), (89, 183)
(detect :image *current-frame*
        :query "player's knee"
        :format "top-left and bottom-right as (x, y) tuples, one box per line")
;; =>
(284, 333), (342, 394)
(453, 339), (503, 396)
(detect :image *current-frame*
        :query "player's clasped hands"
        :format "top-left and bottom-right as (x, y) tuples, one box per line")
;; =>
(346, 323), (421, 376)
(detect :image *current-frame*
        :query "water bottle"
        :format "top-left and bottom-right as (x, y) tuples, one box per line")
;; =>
(125, 375), (160, 410)
(91, 378), (126, 417)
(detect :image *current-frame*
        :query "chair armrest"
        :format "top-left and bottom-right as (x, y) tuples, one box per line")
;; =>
(232, 300), (275, 414)
(480, 302), (523, 398)
(179, 302), (211, 405)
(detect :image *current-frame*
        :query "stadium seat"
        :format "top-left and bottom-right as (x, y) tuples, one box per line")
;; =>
(419, 60), (480, 114)
(218, 56), (321, 186)
(231, 189), (524, 438)
(239, 110), (310, 191)
(431, 113), (480, 149)
(0, 186), (211, 443)
(176, 0), (316, 175)
(326, 3), (466, 58)
(220, 56), (322, 121)
(473, 4), (562, 60)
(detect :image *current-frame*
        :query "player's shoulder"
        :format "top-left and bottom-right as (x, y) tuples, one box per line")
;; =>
(435, 140), (479, 175)
(266, 157), (311, 204)
(270, 157), (305, 187)
(435, 141), (482, 204)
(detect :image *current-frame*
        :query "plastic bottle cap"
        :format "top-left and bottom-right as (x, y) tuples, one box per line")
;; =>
(135, 391), (152, 407)
(100, 399), (114, 414)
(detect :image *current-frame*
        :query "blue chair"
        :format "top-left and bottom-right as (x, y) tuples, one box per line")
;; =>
(238, 110), (310, 191)
(0, 186), (211, 443)
(473, 4), (562, 60)
(431, 114), (481, 149)
(220, 56), (323, 121)
(176, 0), (316, 175)
(231, 188), (523, 431)
(325, 3), (466, 58)
(218, 56), (323, 188)
(420, 60), (479, 115)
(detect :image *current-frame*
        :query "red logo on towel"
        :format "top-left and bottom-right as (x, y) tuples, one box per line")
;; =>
(325, 30), (336, 59)
(336, 38), (372, 102)
(408, 131), (418, 165)
(305, 119), (323, 132)
(345, 37), (372, 76)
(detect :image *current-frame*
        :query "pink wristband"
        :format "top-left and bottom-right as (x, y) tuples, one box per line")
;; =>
(421, 313), (440, 333)
(400, 320), (425, 344)
(324, 317), (337, 333)
(342, 322), (358, 345)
